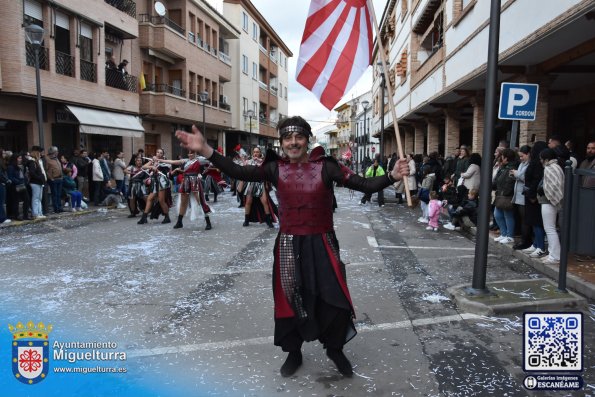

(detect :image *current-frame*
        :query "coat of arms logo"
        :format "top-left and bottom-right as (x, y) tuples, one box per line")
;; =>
(8, 321), (52, 385)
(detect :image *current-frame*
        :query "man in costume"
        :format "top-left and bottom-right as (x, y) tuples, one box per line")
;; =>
(175, 116), (409, 378)
(157, 151), (212, 230)
(241, 146), (277, 228)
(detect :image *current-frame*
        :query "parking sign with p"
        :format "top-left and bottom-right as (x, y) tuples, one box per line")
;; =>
(498, 83), (539, 121)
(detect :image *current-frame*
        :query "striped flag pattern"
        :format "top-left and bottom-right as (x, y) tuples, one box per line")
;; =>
(296, 0), (373, 110)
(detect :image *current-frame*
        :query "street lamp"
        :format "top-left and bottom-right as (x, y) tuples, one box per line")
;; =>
(377, 61), (385, 164)
(199, 90), (209, 136)
(361, 100), (369, 173)
(244, 109), (254, 149)
(25, 24), (45, 149)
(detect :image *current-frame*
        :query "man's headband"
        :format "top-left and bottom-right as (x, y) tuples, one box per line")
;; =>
(279, 125), (312, 137)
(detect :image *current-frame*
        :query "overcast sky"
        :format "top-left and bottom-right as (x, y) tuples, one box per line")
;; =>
(249, 0), (388, 130)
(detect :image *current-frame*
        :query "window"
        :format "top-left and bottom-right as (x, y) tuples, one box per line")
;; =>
(453, 0), (477, 25)
(242, 54), (248, 74)
(80, 23), (93, 61)
(252, 62), (257, 79)
(414, 9), (443, 64)
(242, 12), (248, 32)
(252, 22), (258, 41)
(284, 87), (287, 99)
(401, 0), (408, 21)
(242, 97), (248, 113)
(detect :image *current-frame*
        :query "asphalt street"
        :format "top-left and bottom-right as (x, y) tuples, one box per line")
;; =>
(0, 188), (593, 396)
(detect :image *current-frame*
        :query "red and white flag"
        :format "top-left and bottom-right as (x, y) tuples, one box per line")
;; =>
(296, 0), (373, 110)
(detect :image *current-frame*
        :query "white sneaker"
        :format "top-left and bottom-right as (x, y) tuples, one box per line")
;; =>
(116, 203), (127, 209)
(529, 248), (547, 258)
(494, 235), (504, 242)
(36, 215), (47, 219)
(1, 219), (12, 224)
(433, 227), (439, 232)
(499, 236), (514, 244)
(522, 245), (537, 254)
(542, 255), (559, 264)
(444, 222), (456, 230)
(425, 226), (433, 230)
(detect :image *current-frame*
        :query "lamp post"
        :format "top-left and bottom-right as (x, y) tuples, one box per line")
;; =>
(244, 109), (254, 149)
(25, 24), (45, 149)
(377, 61), (385, 164)
(199, 91), (209, 137)
(361, 100), (369, 173)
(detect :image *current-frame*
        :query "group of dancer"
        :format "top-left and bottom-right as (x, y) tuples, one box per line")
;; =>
(125, 145), (279, 231)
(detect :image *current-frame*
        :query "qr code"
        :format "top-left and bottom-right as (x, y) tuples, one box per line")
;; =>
(524, 313), (582, 371)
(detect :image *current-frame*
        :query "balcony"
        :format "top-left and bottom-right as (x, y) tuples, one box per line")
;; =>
(105, 0), (136, 19)
(25, 43), (49, 71)
(270, 85), (278, 96)
(218, 51), (231, 66)
(106, 68), (138, 92)
(145, 83), (185, 98)
(258, 81), (268, 91)
(139, 14), (186, 59)
(56, 51), (75, 77)
(80, 60), (97, 83)
(139, 14), (184, 36)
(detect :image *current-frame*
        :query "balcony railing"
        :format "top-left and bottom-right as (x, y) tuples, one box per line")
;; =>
(139, 14), (184, 36)
(106, 68), (138, 92)
(105, 0), (136, 18)
(56, 51), (75, 77)
(258, 81), (268, 91)
(220, 102), (230, 111)
(145, 83), (185, 98)
(25, 43), (49, 70)
(218, 52), (231, 65)
(80, 59), (97, 83)
(270, 86), (278, 96)
(189, 91), (197, 101)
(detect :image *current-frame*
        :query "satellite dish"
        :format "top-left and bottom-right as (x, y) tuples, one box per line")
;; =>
(154, 2), (166, 16)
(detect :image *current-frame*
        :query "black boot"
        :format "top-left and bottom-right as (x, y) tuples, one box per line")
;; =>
(280, 351), (302, 377)
(213, 193), (217, 202)
(137, 212), (148, 224)
(265, 213), (274, 228)
(243, 214), (250, 226)
(326, 348), (353, 377)
(161, 214), (171, 224)
(205, 195), (209, 201)
(205, 216), (212, 230)
(173, 215), (183, 229)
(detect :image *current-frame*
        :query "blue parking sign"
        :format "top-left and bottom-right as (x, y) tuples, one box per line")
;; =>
(499, 83), (539, 121)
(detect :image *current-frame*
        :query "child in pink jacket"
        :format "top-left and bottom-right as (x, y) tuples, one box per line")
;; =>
(426, 191), (441, 231)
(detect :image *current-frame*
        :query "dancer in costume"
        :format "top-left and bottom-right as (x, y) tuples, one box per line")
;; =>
(156, 151), (212, 230)
(203, 160), (225, 202)
(242, 146), (276, 228)
(175, 116), (409, 378)
(126, 156), (148, 218)
(137, 148), (172, 224)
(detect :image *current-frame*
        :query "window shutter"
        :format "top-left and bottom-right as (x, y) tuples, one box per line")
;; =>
(81, 22), (92, 39)
(24, 0), (43, 20)
(55, 11), (69, 30)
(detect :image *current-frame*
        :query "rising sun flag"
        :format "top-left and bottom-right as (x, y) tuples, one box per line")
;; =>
(296, 0), (373, 110)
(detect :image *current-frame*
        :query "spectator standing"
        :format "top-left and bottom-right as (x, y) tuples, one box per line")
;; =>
(417, 167), (435, 223)
(26, 147), (46, 219)
(442, 148), (460, 180)
(360, 158), (385, 206)
(453, 145), (470, 183)
(45, 146), (64, 213)
(92, 152), (106, 206)
(72, 149), (90, 198)
(493, 149), (518, 244)
(99, 150), (111, 182)
(7, 153), (32, 220)
(113, 151), (127, 196)
(579, 140), (595, 188)
(538, 148), (565, 264)
(0, 149), (11, 224)
(511, 146), (532, 250)
(521, 141), (548, 258)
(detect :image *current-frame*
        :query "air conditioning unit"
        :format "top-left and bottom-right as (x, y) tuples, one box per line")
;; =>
(220, 95), (229, 104)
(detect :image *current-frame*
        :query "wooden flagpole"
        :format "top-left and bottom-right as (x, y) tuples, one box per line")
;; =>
(367, 0), (412, 206)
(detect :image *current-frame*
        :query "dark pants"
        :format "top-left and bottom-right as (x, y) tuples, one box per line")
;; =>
(8, 185), (31, 219)
(277, 305), (352, 352)
(116, 179), (127, 197)
(93, 181), (104, 205)
(361, 189), (384, 206)
(515, 204), (533, 246)
(41, 184), (50, 215)
(48, 179), (63, 212)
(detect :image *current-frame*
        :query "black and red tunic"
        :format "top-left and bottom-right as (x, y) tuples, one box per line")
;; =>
(208, 146), (393, 347)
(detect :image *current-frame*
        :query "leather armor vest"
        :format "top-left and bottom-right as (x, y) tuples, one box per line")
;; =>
(276, 160), (333, 235)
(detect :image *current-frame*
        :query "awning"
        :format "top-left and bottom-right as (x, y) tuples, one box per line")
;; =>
(66, 105), (144, 138)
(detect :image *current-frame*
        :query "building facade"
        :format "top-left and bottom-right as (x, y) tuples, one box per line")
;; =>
(373, 0), (595, 158)
(222, 0), (291, 154)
